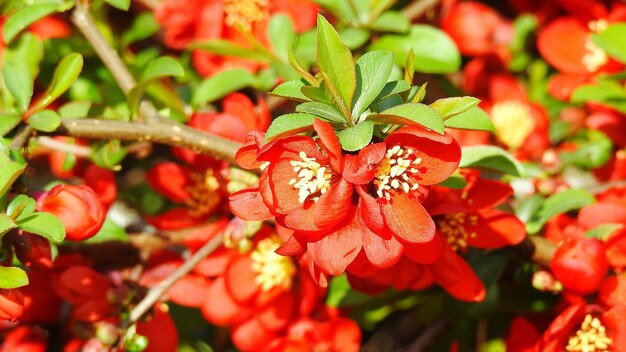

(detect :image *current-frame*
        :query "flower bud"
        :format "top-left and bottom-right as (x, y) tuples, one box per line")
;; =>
(83, 164), (117, 209)
(12, 232), (53, 270)
(551, 238), (609, 295)
(0, 289), (24, 322)
(37, 184), (105, 241)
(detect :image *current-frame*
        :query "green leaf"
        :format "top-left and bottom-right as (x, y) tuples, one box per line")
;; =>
(288, 48), (317, 86)
(369, 11), (410, 33)
(28, 110), (61, 132)
(268, 14), (295, 61)
(92, 140), (128, 170)
(140, 57), (184, 82)
(4, 33), (44, 78)
(0, 266), (28, 289)
(459, 145), (525, 176)
(192, 69), (255, 107)
(0, 153), (26, 197)
(17, 212), (66, 242)
(352, 50), (394, 117)
(7, 194), (36, 221)
(338, 27), (370, 49)
(270, 79), (310, 101)
(296, 102), (346, 124)
(444, 106), (495, 133)
(372, 80), (411, 103)
(369, 25), (460, 73)
(121, 13), (159, 47)
(526, 189), (596, 235)
(326, 275), (351, 307)
(85, 217), (129, 244)
(301, 84), (333, 104)
(189, 40), (271, 62)
(316, 15), (356, 119)
(336, 120), (374, 151)
(585, 224), (622, 241)
(367, 103), (444, 134)
(0, 115), (21, 136)
(3, 1), (72, 43)
(592, 23), (626, 64)
(404, 49), (415, 83)
(0, 214), (16, 237)
(32, 53), (83, 112)
(3, 59), (33, 112)
(265, 113), (316, 142)
(514, 194), (543, 224)
(430, 97), (480, 120)
(571, 80), (626, 105)
(105, 0), (130, 11)
(560, 130), (613, 169)
(437, 173), (467, 189)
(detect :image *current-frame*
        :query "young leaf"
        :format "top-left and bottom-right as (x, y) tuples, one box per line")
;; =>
(2, 59), (33, 112)
(301, 85), (333, 105)
(92, 140), (128, 170)
(3, 1), (72, 43)
(0, 214), (16, 237)
(189, 40), (271, 61)
(592, 23), (626, 64)
(270, 79), (311, 101)
(316, 15), (356, 119)
(336, 120), (375, 151)
(404, 49), (415, 83)
(430, 97), (480, 120)
(0, 115), (21, 136)
(140, 57), (185, 82)
(288, 48), (317, 86)
(265, 113), (316, 142)
(459, 145), (525, 176)
(352, 50), (394, 118)
(369, 11), (410, 33)
(0, 267), (28, 289)
(16, 212), (66, 242)
(296, 102), (346, 124)
(121, 13), (160, 47)
(192, 69), (255, 107)
(367, 103), (444, 134)
(28, 110), (61, 132)
(105, 0), (130, 11)
(31, 53), (84, 113)
(444, 106), (495, 133)
(0, 153), (26, 197)
(437, 173), (468, 189)
(7, 194), (36, 221)
(585, 224), (622, 241)
(339, 28), (370, 49)
(526, 189), (596, 235)
(269, 14), (296, 61)
(372, 80), (411, 103)
(369, 25), (461, 73)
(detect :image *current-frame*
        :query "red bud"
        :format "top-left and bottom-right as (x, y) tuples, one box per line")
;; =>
(12, 232), (53, 271)
(37, 184), (105, 241)
(551, 238), (609, 295)
(0, 289), (24, 322)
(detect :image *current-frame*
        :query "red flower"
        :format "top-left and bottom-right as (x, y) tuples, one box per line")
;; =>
(19, 271), (62, 325)
(37, 184), (106, 241)
(135, 304), (179, 352)
(0, 289), (23, 322)
(53, 266), (113, 322)
(426, 171), (526, 252)
(537, 1), (626, 100)
(0, 326), (47, 352)
(442, 1), (513, 60)
(551, 238), (609, 295)
(11, 232), (53, 270)
(83, 165), (117, 209)
(155, 0), (318, 77)
(505, 317), (542, 352)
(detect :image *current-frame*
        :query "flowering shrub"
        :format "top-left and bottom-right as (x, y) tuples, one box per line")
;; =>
(2, 0), (626, 350)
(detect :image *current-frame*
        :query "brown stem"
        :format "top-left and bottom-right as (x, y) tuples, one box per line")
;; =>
(123, 231), (224, 326)
(402, 0), (440, 20)
(36, 136), (92, 157)
(57, 119), (240, 163)
(9, 126), (33, 150)
(516, 236), (557, 268)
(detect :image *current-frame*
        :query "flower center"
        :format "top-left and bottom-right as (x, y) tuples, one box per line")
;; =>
(373, 146), (422, 200)
(250, 237), (296, 292)
(490, 101), (535, 150)
(566, 314), (612, 352)
(184, 169), (221, 216)
(224, 0), (269, 31)
(437, 213), (477, 251)
(289, 151), (332, 204)
(582, 37), (608, 73)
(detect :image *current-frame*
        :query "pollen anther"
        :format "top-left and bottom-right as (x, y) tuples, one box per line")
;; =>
(373, 146), (422, 200)
(289, 152), (332, 204)
(566, 314), (612, 352)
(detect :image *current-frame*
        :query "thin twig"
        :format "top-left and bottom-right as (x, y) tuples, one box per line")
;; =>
(9, 126), (33, 150)
(402, 0), (440, 20)
(123, 232), (224, 326)
(36, 136), (92, 157)
(57, 119), (241, 163)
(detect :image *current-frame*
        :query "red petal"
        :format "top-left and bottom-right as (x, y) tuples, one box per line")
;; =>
(488, 73), (528, 102)
(222, 93), (260, 132)
(360, 211), (404, 269)
(308, 216), (363, 276)
(355, 186), (386, 235)
(229, 188), (274, 221)
(201, 277), (244, 326)
(258, 135), (322, 162)
(381, 194), (435, 243)
(257, 291), (295, 332)
(268, 158), (305, 213)
(313, 119), (343, 172)
(193, 248), (236, 277)
(145, 208), (208, 231)
(225, 255), (260, 305)
(231, 318), (278, 352)
(342, 142), (386, 184)
(536, 303), (586, 351)
(578, 203), (626, 230)
(464, 178), (513, 209)
(466, 210), (526, 248)
(404, 234), (442, 264)
(537, 17), (589, 74)
(385, 128), (461, 185)
(429, 241), (485, 302)
(603, 304), (626, 350)
(313, 178), (353, 229)
(168, 275), (210, 308)
(548, 74), (591, 101)
(145, 162), (193, 203)
(235, 131), (265, 169)
(275, 234), (307, 256)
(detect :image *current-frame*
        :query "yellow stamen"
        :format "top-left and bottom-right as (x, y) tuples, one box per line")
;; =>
(437, 213), (478, 252)
(184, 169), (222, 216)
(373, 146), (421, 200)
(566, 314), (612, 352)
(224, 0), (269, 31)
(250, 237), (296, 291)
(289, 151), (332, 204)
(490, 101), (535, 150)
(582, 37), (608, 73)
